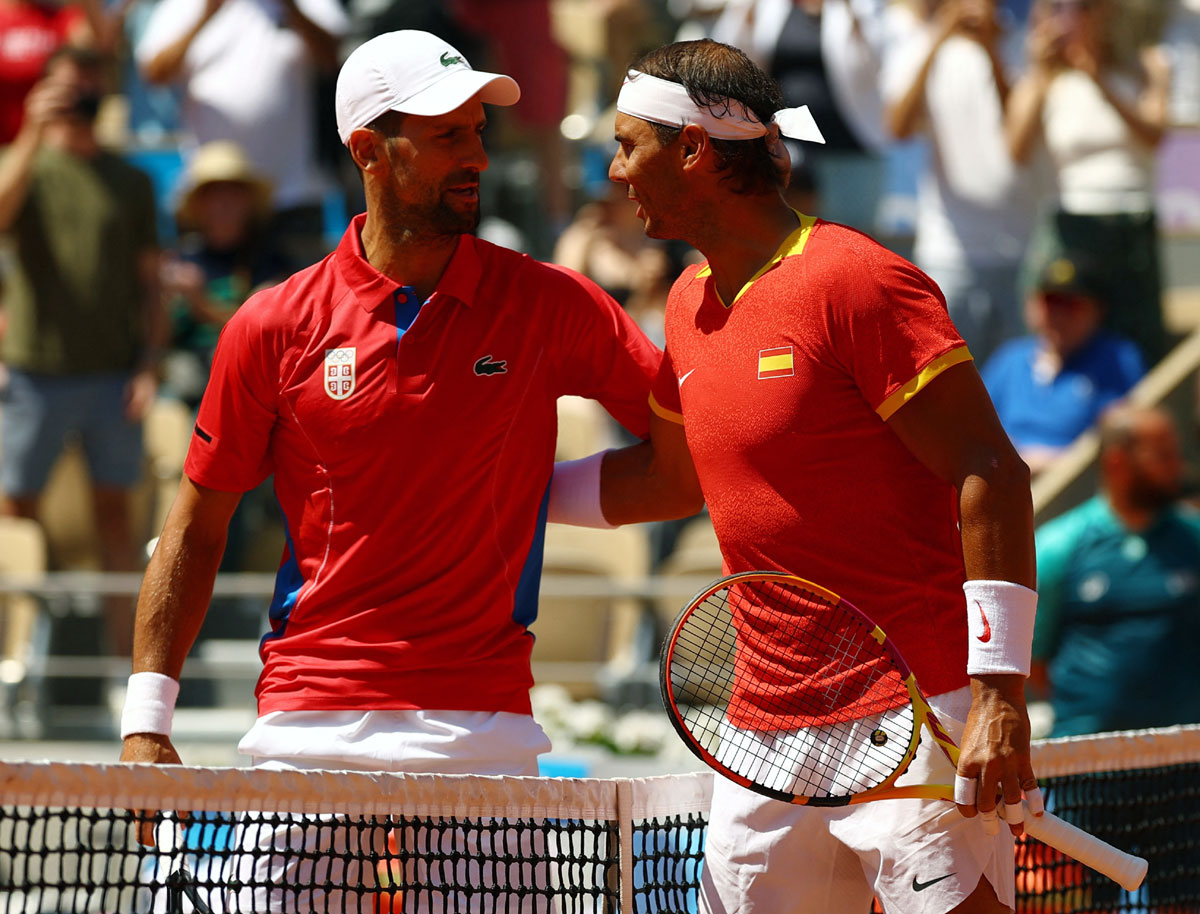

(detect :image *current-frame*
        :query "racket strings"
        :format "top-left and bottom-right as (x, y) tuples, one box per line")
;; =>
(668, 578), (917, 800)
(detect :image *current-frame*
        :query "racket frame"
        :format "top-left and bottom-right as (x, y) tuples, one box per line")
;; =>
(660, 570), (954, 807)
(659, 570), (1149, 892)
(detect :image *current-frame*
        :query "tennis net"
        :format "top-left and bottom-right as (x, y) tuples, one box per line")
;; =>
(0, 724), (1196, 913)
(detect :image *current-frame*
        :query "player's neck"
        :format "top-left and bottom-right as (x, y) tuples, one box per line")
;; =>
(692, 198), (801, 306)
(359, 214), (459, 302)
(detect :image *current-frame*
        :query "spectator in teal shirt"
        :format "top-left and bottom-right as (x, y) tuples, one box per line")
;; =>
(1032, 405), (1200, 736)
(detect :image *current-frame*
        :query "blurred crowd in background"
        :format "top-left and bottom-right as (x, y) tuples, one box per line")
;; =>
(1, 0), (1200, 738)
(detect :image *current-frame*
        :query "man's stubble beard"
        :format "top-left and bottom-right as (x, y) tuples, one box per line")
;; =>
(379, 187), (480, 243)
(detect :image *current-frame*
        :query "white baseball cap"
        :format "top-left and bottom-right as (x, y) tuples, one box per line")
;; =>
(335, 30), (521, 145)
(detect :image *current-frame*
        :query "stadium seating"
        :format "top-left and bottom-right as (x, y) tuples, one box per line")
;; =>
(533, 522), (650, 700)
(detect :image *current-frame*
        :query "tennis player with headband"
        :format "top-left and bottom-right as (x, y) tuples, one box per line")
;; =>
(551, 40), (1041, 914)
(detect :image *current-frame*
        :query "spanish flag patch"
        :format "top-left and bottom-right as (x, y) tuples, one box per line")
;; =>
(758, 346), (794, 379)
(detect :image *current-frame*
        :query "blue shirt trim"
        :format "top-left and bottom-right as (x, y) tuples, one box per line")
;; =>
(512, 484), (550, 629)
(394, 286), (422, 341)
(262, 514), (303, 649)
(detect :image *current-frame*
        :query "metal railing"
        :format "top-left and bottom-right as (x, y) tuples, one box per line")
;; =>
(0, 571), (715, 684)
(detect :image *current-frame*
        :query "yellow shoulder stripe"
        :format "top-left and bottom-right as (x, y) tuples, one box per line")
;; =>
(650, 392), (685, 425)
(875, 345), (974, 421)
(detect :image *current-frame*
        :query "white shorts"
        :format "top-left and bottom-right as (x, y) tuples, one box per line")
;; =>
(237, 708), (552, 774)
(699, 687), (1016, 914)
(146, 710), (554, 913)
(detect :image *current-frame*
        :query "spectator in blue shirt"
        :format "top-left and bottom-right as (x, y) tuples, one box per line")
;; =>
(982, 252), (1145, 473)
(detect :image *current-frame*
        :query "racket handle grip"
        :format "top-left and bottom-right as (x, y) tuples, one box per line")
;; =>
(1022, 804), (1148, 892)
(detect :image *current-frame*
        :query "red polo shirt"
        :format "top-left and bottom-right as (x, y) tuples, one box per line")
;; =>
(186, 215), (661, 715)
(651, 215), (972, 707)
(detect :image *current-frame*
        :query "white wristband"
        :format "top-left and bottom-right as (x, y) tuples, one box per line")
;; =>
(963, 580), (1038, 676)
(120, 671), (180, 738)
(547, 451), (616, 528)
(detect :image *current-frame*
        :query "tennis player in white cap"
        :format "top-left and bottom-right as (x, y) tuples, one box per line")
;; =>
(120, 29), (699, 912)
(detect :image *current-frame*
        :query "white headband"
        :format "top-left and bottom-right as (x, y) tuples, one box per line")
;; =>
(616, 70), (825, 144)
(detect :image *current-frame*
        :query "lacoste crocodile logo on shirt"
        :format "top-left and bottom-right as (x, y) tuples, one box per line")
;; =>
(474, 355), (507, 376)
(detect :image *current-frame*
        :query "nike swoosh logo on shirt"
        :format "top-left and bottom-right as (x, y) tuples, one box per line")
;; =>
(678, 368), (697, 388)
(912, 873), (955, 892)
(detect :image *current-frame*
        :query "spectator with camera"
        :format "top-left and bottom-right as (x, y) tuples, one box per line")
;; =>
(1007, 0), (1171, 364)
(884, 0), (1037, 365)
(0, 45), (164, 662)
(135, 0), (348, 271)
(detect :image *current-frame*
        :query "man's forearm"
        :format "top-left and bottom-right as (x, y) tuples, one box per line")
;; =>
(138, 248), (168, 370)
(133, 542), (222, 677)
(1005, 75), (1049, 164)
(141, 15), (209, 84)
(957, 458), (1035, 588)
(132, 495), (233, 677)
(0, 128), (41, 231)
(281, 0), (339, 71)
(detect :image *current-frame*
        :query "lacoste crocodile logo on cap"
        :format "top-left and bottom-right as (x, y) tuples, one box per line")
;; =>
(440, 51), (463, 67)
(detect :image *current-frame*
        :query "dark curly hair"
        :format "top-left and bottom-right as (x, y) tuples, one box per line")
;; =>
(628, 40), (785, 196)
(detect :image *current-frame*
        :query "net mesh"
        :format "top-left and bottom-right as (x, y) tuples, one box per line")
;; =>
(0, 725), (1197, 913)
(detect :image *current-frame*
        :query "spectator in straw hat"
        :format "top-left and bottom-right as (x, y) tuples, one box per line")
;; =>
(159, 140), (287, 409)
(0, 47), (164, 693)
(134, 0), (349, 270)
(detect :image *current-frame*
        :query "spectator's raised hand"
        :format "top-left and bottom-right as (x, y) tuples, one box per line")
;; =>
(160, 255), (207, 310)
(21, 77), (78, 138)
(1025, 12), (1068, 73)
(124, 368), (158, 423)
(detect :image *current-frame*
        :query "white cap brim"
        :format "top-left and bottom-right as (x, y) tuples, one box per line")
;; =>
(338, 70), (520, 143)
(394, 69), (520, 117)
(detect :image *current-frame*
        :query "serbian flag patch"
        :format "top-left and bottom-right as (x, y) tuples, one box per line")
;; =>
(758, 346), (794, 379)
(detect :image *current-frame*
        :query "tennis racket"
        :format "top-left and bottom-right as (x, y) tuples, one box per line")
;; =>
(659, 571), (1148, 892)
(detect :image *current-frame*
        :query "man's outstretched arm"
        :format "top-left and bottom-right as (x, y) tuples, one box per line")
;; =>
(550, 411), (703, 528)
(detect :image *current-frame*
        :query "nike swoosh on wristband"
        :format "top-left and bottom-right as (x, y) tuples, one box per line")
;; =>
(912, 873), (956, 892)
(975, 600), (992, 643)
